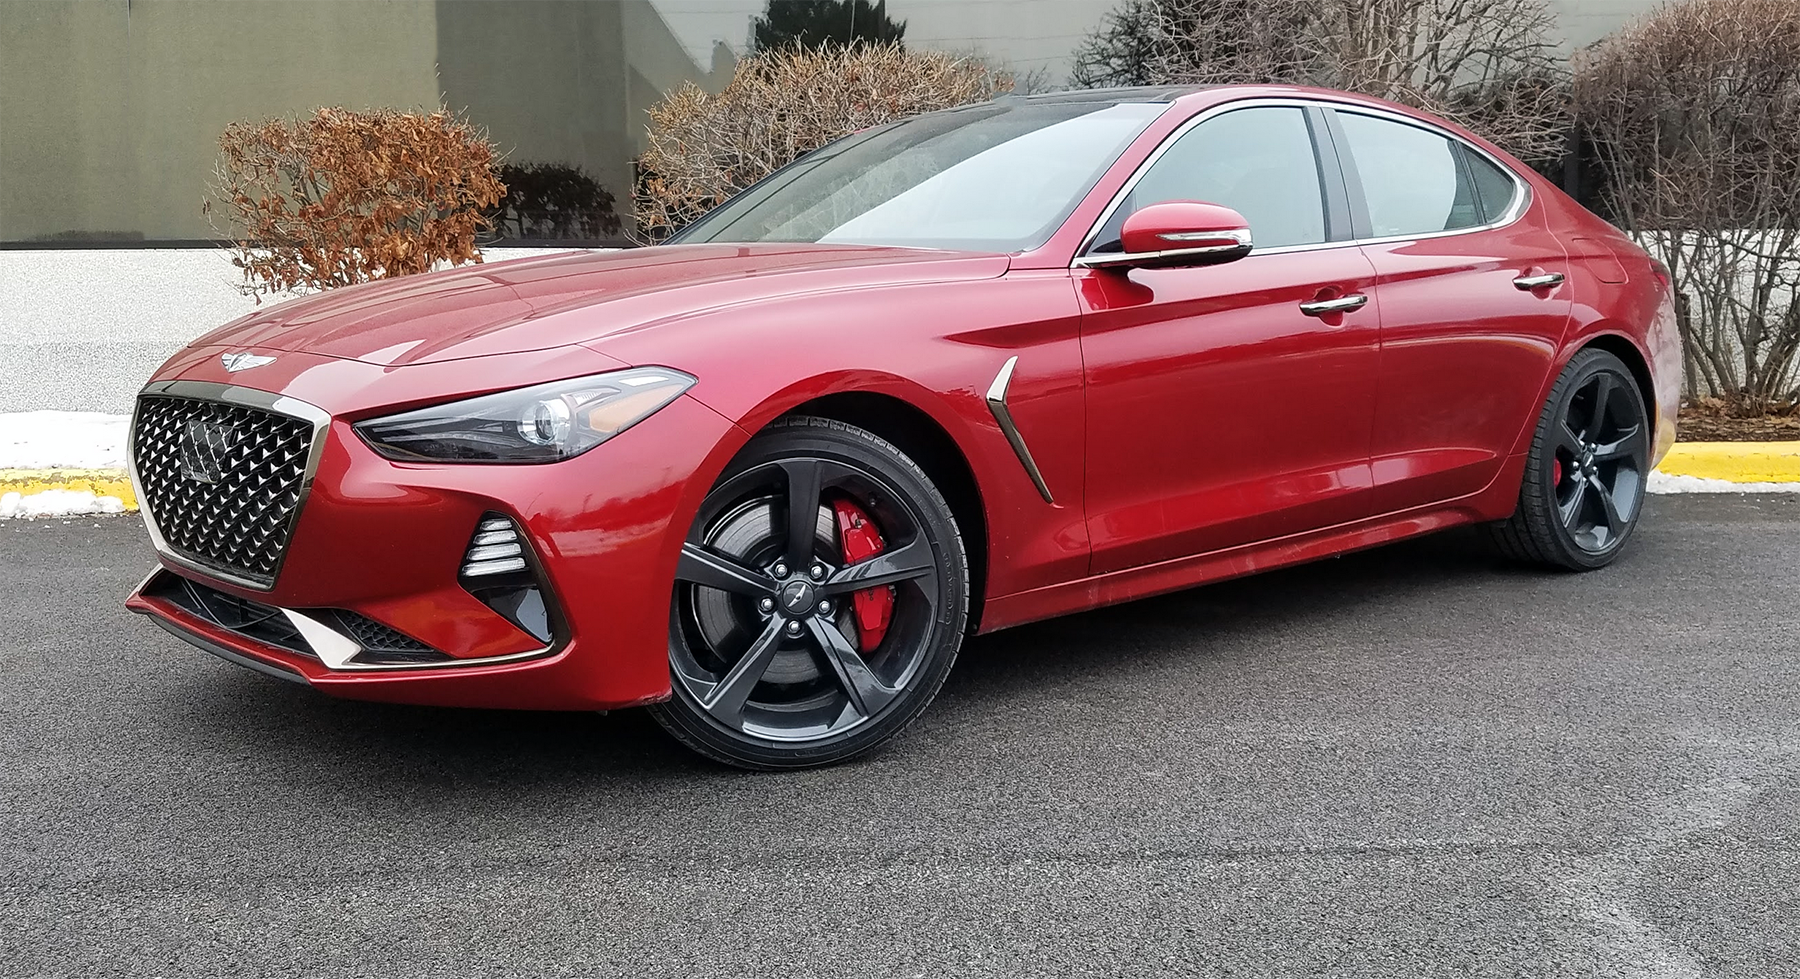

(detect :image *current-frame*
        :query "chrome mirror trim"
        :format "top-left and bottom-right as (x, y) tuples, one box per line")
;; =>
(1073, 240), (1253, 269)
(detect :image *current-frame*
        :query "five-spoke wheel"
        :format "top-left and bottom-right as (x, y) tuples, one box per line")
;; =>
(1490, 348), (1650, 569)
(650, 417), (968, 769)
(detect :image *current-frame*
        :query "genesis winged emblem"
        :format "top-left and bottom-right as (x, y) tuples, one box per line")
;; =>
(220, 351), (275, 373)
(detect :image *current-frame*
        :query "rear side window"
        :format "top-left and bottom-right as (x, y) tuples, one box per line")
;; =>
(1094, 106), (1329, 251)
(1337, 112), (1488, 238)
(1465, 151), (1521, 222)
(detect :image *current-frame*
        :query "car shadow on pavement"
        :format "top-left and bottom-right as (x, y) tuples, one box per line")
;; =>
(157, 524), (1516, 782)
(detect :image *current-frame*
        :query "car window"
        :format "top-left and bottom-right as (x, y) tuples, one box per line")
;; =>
(1464, 150), (1520, 223)
(1090, 106), (1328, 253)
(1337, 112), (1488, 238)
(674, 102), (1166, 252)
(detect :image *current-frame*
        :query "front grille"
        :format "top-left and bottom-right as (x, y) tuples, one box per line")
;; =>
(133, 395), (316, 586)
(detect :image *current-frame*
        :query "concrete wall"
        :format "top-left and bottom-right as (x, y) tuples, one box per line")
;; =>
(0, 0), (441, 242)
(436, 0), (632, 217)
(0, 0), (719, 243)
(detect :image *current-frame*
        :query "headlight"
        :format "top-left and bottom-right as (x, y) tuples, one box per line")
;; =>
(354, 366), (696, 463)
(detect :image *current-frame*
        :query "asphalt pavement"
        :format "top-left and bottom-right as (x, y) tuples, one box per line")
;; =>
(2, 495), (1797, 978)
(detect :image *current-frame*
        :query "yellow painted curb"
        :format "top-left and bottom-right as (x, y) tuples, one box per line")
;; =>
(0, 468), (137, 509)
(1657, 441), (1800, 483)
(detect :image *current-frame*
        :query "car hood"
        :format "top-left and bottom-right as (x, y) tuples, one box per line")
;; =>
(191, 243), (1012, 366)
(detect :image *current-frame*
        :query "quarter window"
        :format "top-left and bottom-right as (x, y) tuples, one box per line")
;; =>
(1337, 112), (1490, 238)
(1093, 106), (1329, 252)
(1465, 150), (1521, 222)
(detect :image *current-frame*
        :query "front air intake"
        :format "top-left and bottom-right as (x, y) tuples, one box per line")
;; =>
(458, 514), (556, 644)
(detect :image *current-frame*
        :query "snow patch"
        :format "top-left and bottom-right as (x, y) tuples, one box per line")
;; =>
(0, 411), (130, 469)
(0, 489), (128, 519)
(1647, 471), (1800, 494)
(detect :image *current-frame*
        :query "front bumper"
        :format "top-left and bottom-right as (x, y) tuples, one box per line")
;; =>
(126, 369), (747, 711)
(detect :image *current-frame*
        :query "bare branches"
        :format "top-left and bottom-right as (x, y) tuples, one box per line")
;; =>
(1574, 0), (1800, 410)
(207, 107), (503, 300)
(634, 44), (1010, 243)
(1070, 0), (1569, 165)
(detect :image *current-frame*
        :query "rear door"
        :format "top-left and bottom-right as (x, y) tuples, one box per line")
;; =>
(1325, 108), (1573, 513)
(1075, 103), (1381, 574)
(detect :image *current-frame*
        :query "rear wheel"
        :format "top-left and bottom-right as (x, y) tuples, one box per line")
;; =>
(650, 416), (968, 769)
(1488, 348), (1650, 570)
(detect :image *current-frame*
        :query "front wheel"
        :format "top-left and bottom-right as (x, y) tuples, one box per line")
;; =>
(649, 416), (969, 769)
(1488, 348), (1650, 570)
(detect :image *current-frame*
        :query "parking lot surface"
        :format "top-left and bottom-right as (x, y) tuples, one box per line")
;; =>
(2, 495), (1796, 978)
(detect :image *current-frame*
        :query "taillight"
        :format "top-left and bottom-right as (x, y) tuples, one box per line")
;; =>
(1651, 259), (1672, 288)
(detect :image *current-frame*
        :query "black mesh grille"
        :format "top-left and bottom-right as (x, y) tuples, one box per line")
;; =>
(133, 395), (315, 586)
(333, 612), (435, 654)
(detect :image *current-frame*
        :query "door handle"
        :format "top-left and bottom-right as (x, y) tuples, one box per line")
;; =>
(1513, 272), (1565, 290)
(1298, 294), (1369, 317)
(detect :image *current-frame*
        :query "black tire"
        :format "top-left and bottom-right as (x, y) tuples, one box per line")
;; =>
(649, 416), (969, 769)
(1487, 348), (1651, 570)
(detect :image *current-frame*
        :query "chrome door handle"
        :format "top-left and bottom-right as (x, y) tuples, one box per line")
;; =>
(1514, 272), (1565, 290)
(1298, 294), (1369, 316)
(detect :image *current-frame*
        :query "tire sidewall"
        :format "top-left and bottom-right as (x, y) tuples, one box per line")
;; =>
(1532, 350), (1650, 569)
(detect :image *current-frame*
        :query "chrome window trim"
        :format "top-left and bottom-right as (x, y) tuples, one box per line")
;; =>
(128, 379), (331, 592)
(1070, 96), (1532, 266)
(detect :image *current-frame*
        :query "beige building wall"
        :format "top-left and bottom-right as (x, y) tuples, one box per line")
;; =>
(0, 0), (441, 241)
(1547, 0), (1661, 49)
(436, 0), (633, 217)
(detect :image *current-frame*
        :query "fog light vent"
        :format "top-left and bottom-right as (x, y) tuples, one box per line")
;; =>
(461, 516), (528, 577)
(458, 513), (556, 645)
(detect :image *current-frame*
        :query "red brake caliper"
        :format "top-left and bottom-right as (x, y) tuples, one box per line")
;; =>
(830, 498), (893, 653)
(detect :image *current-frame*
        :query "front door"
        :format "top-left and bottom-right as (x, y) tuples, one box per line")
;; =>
(1076, 104), (1381, 574)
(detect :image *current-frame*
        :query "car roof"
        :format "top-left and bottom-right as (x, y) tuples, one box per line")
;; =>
(997, 85), (1215, 104)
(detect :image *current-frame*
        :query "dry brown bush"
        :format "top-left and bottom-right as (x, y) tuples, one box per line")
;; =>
(1073, 0), (1568, 165)
(1574, 0), (1800, 411)
(207, 107), (504, 299)
(634, 44), (1011, 242)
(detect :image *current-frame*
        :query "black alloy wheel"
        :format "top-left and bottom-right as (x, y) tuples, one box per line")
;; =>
(650, 416), (968, 769)
(1489, 348), (1650, 570)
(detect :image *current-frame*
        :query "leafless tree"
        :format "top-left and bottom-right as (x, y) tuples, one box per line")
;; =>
(1072, 0), (1568, 165)
(1574, 0), (1800, 411)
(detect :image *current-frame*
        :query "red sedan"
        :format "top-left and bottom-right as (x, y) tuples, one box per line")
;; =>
(126, 85), (1680, 768)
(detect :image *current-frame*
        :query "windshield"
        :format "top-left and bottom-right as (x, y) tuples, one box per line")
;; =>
(672, 101), (1168, 253)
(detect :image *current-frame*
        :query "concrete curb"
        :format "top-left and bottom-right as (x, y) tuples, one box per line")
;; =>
(1655, 441), (1800, 483)
(0, 468), (136, 518)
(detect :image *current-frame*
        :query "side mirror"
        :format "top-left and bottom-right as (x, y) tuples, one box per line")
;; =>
(1086, 201), (1254, 270)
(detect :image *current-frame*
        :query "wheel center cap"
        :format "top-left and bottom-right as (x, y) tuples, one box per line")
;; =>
(779, 579), (817, 615)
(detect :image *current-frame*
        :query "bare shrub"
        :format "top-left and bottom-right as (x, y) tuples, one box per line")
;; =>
(634, 44), (1011, 242)
(1071, 0), (1569, 166)
(1574, 0), (1800, 410)
(207, 107), (504, 299)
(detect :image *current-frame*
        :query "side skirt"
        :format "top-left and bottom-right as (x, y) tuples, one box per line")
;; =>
(978, 450), (1527, 634)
